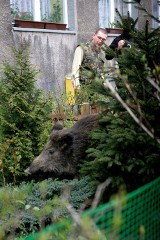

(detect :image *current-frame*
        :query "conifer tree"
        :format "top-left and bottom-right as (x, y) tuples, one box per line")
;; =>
(79, 8), (160, 198)
(0, 42), (53, 184)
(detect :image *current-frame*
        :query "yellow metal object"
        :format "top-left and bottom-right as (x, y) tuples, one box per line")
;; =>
(65, 76), (75, 105)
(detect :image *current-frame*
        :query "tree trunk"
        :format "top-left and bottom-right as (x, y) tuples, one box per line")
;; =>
(0, 0), (14, 70)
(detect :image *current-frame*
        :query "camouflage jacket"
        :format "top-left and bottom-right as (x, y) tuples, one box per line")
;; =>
(79, 41), (106, 84)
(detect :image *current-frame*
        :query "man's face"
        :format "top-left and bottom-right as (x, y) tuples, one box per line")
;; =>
(92, 31), (107, 47)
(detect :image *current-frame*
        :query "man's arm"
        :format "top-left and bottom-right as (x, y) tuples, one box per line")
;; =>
(105, 35), (124, 60)
(71, 46), (84, 89)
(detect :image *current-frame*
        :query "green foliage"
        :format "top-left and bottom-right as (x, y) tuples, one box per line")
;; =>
(130, 23), (160, 68)
(124, 0), (160, 24)
(50, 0), (62, 23)
(42, 0), (62, 23)
(0, 42), (53, 185)
(0, 177), (94, 239)
(51, 90), (77, 128)
(75, 83), (104, 107)
(114, 8), (138, 31)
(10, 4), (19, 22)
(10, 5), (33, 21)
(17, 12), (33, 21)
(79, 18), (160, 199)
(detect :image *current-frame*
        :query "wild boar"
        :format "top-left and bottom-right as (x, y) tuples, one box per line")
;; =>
(25, 114), (99, 179)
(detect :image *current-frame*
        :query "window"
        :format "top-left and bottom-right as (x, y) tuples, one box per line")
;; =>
(152, 0), (160, 28)
(10, 0), (75, 30)
(99, 0), (138, 28)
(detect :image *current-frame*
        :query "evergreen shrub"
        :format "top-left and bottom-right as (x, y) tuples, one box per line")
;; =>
(79, 12), (160, 199)
(0, 42), (53, 185)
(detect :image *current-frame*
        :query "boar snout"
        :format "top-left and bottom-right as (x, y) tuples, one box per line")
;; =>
(24, 114), (100, 179)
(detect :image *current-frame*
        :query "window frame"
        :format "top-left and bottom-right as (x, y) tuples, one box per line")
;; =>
(99, 0), (137, 28)
(10, 0), (69, 26)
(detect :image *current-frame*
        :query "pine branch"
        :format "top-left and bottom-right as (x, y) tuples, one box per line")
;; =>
(104, 79), (160, 144)
(124, 0), (160, 23)
(121, 74), (154, 130)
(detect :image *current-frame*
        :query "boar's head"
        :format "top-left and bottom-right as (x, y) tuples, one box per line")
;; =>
(25, 114), (99, 179)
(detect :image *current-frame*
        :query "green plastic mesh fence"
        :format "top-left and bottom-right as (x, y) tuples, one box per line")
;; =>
(25, 177), (160, 240)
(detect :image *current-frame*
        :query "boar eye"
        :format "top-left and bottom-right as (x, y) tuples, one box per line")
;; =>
(49, 149), (54, 154)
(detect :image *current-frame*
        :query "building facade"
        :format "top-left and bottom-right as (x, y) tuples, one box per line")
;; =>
(9, 0), (160, 94)
(10, 0), (160, 30)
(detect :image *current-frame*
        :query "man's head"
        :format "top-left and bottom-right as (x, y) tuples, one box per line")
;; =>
(92, 28), (108, 47)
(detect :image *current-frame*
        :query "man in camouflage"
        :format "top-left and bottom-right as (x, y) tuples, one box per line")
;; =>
(71, 28), (108, 90)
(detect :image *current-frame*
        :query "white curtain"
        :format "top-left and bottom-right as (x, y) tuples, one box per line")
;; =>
(99, 0), (139, 28)
(99, 0), (110, 28)
(10, 0), (33, 13)
(152, 0), (160, 28)
(99, 0), (123, 28)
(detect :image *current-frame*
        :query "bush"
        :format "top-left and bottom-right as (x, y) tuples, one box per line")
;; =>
(0, 41), (53, 185)
(0, 177), (94, 239)
(79, 14), (160, 200)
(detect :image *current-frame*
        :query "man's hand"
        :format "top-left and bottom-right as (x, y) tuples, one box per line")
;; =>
(117, 40), (125, 50)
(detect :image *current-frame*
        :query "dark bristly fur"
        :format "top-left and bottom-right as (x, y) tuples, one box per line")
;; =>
(25, 114), (99, 179)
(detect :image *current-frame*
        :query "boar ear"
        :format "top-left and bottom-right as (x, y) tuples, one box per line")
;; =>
(60, 133), (73, 146)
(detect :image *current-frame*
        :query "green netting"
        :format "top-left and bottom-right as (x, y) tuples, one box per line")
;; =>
(25, 177), (160, 240)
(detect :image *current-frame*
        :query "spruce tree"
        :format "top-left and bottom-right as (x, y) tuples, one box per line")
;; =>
(79, 10), (160, 198)
(0, 42), (53, 185)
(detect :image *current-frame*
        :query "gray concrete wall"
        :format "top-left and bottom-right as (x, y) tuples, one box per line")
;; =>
(0, 0), (15, 72)
(76, 0), (99, 44)
(137, 0), (152, 29)
(12, 29), (118, 96)
(13, 28), (77, 95)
